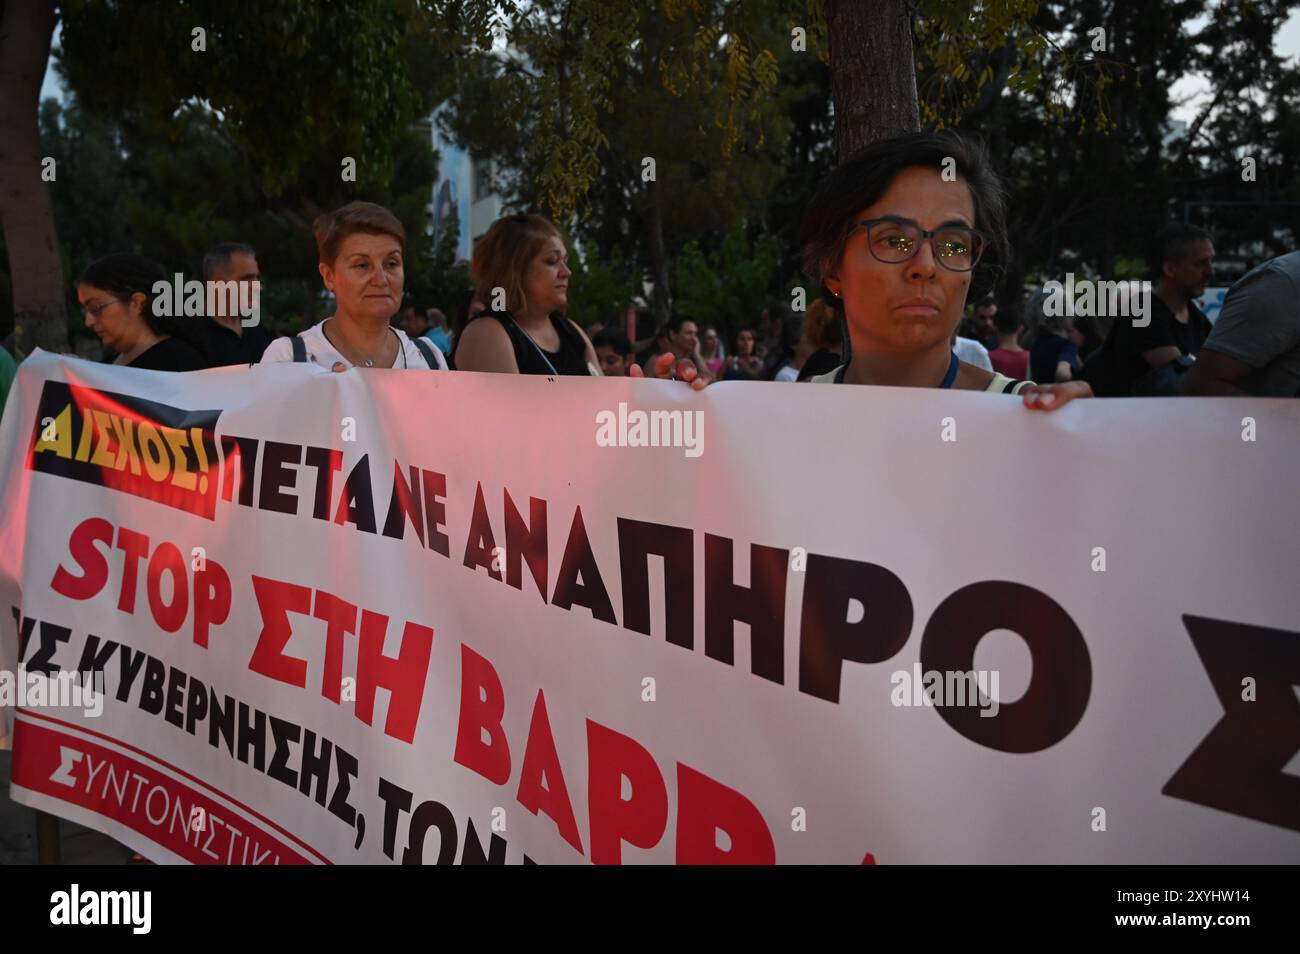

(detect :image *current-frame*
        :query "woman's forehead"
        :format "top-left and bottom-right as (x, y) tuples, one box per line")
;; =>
(340, 232), (402, 257)
(858, 166), (976, 225)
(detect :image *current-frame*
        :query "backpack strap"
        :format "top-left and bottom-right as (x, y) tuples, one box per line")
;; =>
(290, 334), (307, 362)
(410, 336), (439, 369)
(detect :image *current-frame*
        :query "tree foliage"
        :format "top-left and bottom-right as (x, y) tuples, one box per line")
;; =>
(5, 0), (1295, 347)
(31, 0), (462, 338)
(58, 0), (422, 196)
(672, 225), (784, 331)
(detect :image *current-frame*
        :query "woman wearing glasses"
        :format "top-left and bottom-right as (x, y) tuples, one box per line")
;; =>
(77, 254), (209, 371)
(800, 132), (1091, 410)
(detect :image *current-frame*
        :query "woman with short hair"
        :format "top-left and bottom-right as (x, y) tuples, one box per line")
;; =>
(260, 201), (447, 371)
(799, 132), (1090, 410)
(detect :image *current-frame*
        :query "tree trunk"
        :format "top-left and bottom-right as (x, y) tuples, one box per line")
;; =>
(826, 0), (921, 163)
(0, 0), (65, 356)
(646, 193), (671, 325)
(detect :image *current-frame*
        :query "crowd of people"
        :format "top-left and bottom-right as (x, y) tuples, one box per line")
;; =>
(1, 131), (1297, 416)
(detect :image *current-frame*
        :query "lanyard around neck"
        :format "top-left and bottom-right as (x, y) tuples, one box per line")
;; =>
(505, 313), (561, 375)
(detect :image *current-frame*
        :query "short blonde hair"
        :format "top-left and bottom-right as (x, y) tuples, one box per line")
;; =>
(471, 213), (564, 315)
(314, 201), (405, 266)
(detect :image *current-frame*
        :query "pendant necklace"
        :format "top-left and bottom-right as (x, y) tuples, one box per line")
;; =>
(324, 319), (394, 368)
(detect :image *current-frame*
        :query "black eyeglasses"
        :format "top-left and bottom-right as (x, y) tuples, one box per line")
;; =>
(82, 298), (125, 319)
(850, 217), (986, 272)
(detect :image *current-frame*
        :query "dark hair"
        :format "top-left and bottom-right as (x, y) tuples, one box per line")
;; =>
(731, 325), (759, 353)
(1026, 286), (1073, 335)
(76, 254), (207, 354)
(1147, 223), (1212, 278)
(592, 329), (631, 356)
(976, 294), (997, 310)
(666, 313), (699, 335)
(799, 131), (1009, 304)
(202, 241), (256, 281)
(992, 304), (1023, 335)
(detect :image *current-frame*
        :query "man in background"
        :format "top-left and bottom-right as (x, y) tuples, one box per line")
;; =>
(1100, 223), (1214, 395)
(968, 295), (999, 350)
(1183, 250), (1300, 396)
(988, 305), (1030, 379)
(202, 241), (278, 365)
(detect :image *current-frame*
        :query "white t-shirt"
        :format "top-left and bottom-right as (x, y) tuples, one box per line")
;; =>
(260, 319), (448, 370)
(952, 335), (993, 371)
(774, 364), (800, 382)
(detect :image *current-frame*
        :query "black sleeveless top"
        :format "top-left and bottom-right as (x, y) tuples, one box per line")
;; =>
(457, 310), (591, 376)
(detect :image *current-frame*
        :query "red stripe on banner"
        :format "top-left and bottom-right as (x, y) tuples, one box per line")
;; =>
(12, 712), (330, 865)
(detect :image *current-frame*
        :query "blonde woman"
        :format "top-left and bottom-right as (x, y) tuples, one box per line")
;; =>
(453, 213), (598, 376)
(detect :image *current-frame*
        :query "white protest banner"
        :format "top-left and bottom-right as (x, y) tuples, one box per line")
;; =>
(0, 350), (1297, 863)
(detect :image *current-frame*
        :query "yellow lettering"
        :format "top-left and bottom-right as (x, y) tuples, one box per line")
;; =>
(111, 416), (143, 476)
(89, 410), (118, 468)
(74, 408), (94, 462)
(137, 421), (170, 482)
(34, 404), (72, 458)
(161, 426), (195, 490)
